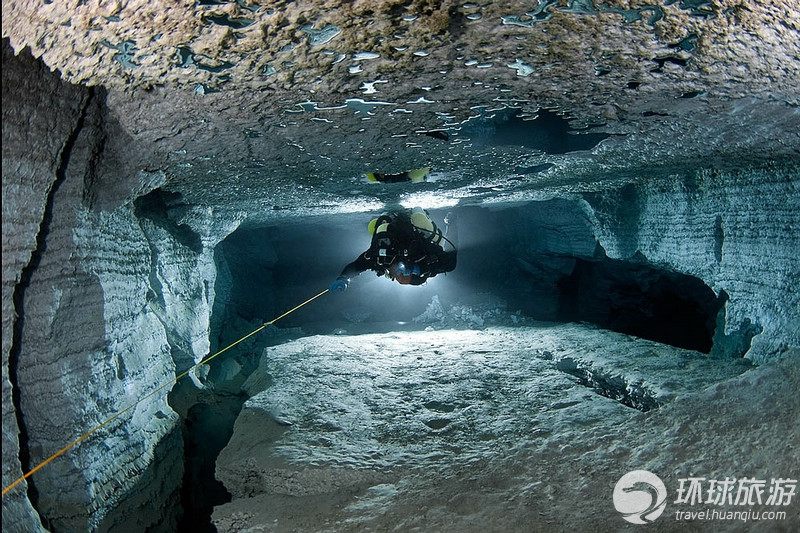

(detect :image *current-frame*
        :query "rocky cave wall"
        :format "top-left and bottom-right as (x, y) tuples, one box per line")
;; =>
(586, 166), (799, 363)
(1, 43), (235, 531)
(2, 38), (86, 533)
(487, 165), (798, 362)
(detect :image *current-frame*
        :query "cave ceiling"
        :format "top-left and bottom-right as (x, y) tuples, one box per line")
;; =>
(3, 0), (799, 223)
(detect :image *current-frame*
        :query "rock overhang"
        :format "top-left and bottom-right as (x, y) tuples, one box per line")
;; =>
(3, 0), (800, 221)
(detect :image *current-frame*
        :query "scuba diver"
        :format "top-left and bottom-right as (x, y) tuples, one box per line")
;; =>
(330, 207), (457, 290)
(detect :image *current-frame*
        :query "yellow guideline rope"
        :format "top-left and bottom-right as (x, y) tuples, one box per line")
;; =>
(2, 288), (329, 498)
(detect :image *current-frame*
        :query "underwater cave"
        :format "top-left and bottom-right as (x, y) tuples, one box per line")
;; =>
(2, 2), (800, 532)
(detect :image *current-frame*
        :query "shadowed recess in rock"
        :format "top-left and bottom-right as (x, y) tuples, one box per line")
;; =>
(556, 357), (660, 411)
(203, 14), (255, 29)
(172, 398), (243, 532)
(557, 256), (723, 353)
(134, 188), (202, 253)
(460, 108), (610, 154)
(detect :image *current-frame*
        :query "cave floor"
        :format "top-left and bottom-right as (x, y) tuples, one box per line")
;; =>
(211, 325), (798, 532)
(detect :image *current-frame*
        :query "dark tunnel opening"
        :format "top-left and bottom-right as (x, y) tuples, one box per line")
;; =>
(556, 255), (722, 353)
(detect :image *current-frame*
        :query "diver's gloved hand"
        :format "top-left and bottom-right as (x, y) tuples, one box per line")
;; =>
(329, 276), (349, 293)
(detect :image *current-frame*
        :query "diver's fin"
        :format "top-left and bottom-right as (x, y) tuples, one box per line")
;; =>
(364, 168), (428, 184)
(408, 167), (430, 183)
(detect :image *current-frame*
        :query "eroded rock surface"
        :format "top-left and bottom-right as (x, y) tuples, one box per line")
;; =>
(3, 1), (799, 222)
(586, 166), (800, 363)
(1, 35), (87, 533)
(212, 325), (785, 531)
(326, 352), (800, 532)
(5, 0), (799, 103)
(485, 166), (800, 363)
(1, 42), (227, 531)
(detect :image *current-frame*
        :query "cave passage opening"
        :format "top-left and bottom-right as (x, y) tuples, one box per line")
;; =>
(210, 204), (726, 352)
(176, 200), (737, 529)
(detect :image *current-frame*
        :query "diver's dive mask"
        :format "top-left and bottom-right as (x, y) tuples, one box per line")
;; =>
(390, 261), (422, 284)
(395, 262), (421, 277)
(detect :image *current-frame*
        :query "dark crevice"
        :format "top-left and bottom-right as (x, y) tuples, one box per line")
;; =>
(7, 87), (95, 526)
(168, 227), (309, 530)
(556, 255), (723, 353)
(714, 214), (724, 263)
(80, 88), (109, 210)
(556, 357), (660, 411)
(651, 55), (689, 71)
(174, 396), (245, 532)
(134, 189), (203, 253)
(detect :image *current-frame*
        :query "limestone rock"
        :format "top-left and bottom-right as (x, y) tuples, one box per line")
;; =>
(586, 167), (800, 363)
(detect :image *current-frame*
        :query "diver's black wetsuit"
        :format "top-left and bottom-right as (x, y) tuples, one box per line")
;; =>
(339, 211), (456, 285)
